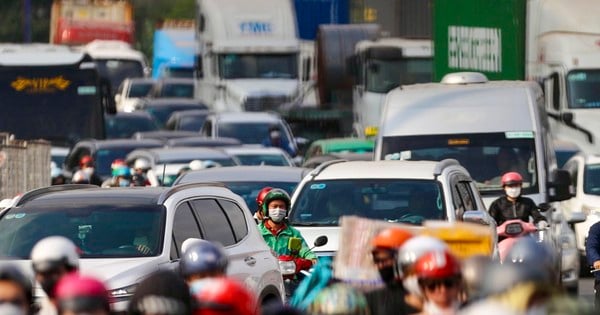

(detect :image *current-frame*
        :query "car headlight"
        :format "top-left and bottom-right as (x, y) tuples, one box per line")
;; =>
(278, 261), (296, 275)
(109, 283), (138, 299)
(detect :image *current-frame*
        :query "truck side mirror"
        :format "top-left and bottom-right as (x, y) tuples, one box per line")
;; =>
(561, 112), (574, 125)
(548, 169), (572, 201)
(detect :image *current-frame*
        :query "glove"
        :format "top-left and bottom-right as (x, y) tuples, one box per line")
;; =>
(536, 221), (548, 229)
(294, 258), (313, 273)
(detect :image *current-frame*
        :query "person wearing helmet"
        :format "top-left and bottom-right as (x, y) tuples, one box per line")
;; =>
(414, 250), (462, 315)
(190, 277), (256, 315)
(397, 235), (450, 312)
(365, 227), (418, 315)
(179, 239), (228, 284)
(488, 171), (547, 228)
(72, 156), (102, 186)
(30, 236), (80, 315)
(459, 255), (493, 304)
(253, 186), (273, 222)
(101, 159), (128, 187)
(586, 220), (600, 309)
(0, 263), (33, 315)
(307, 283), (369, 315)
(108, 165), (132, 188)
(131, 158), (152, 187)
(54, 273), (110, 315)
(262, 125), (296, 157)
(258, 189), (316, 268)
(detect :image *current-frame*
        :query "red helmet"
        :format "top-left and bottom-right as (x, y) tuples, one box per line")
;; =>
(371, 228), (413, 250)
(191, 278), (256, 315)
(80, 155), (94, 167)
(501, 172), (523, 186)
(256, 187), (274, 208)
(414, 250), (461, 279)
(55, 273), (110, 313)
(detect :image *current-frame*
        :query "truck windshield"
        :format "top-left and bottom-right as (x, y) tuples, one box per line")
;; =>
(0, 204), (165, 259)
(366, 58), (432, 93)
(219, 53), (298, 79)
(566, 70), (600, 109)
(584, 163), (600, 195)
(95, 59), (144, 93)
(289, 179), (445, 226)
(381, 132), (538, 195)
(0, 66), (104, 145)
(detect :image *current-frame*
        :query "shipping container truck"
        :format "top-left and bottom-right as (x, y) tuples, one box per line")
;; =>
(152, 20), (196, 79)
(293, 0), (349, 40)
(434, 0), (600, 154)
(50, 0), (134, 45)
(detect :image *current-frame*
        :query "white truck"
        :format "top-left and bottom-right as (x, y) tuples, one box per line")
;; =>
(352, 38), (432, 137)
(195, 0), (302, 112)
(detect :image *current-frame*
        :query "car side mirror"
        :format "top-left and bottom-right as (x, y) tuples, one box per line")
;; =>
(548, 169), (572, 201)
(562, 112), (574, 125)
(567, 211), (586, 224)
(462, 210), (493, 226)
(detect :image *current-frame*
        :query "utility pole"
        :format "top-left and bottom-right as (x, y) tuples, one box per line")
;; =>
(23, 0), (32, 42)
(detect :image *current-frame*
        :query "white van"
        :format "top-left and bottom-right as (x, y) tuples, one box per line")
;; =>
(374, 72), (579, 290)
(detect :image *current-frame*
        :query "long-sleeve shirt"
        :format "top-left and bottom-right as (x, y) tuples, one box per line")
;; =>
(586, 221), (600, 279)
(488, 196), (547, 226)
(258, 221), (316, 259)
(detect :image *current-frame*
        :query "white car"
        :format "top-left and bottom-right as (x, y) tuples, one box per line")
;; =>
(561, 153), (600, 259)
(0, 184), (284, 311)
(288, 159), (497, 256)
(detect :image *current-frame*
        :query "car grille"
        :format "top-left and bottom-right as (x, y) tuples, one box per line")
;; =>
(243, 95), (289, 111)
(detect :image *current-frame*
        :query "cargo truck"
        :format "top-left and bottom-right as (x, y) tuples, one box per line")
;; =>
(152, 20), (196, 79)
(434, 0), (600, 154)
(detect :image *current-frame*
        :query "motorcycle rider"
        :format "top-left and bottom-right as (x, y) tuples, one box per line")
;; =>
(488, 172), (548, 228)
(365, 227), (418, 315)
(0, 263), (33, 315)
(253, 186), (273, 222)
(414, 250), (463, 315)
(586, 220), (600, 309)
(191, 277), (256, 315)
(30, 236), (80, 315)
(258, 189), (316, 271)
(179, 239), (228, 284)
(54, 273), (110, 315)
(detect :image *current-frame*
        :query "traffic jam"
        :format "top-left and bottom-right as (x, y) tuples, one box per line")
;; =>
(1, 0), (600, 314)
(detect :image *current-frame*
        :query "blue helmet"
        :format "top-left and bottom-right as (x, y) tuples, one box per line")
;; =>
(179, 239), (228, 277)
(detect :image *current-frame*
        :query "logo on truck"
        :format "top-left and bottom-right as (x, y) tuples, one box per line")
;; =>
(11, 76), (71, 93)
(239, 21), (273, 35)
(448, 26), (502, 72)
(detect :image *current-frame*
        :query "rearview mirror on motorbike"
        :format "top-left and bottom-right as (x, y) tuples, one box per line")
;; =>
(313, 235), (328, 248)
(538, 202), (552, 212)
(548, 169), (572, 201)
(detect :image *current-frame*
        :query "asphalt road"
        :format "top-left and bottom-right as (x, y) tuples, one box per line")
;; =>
(578, 276), (594, 305)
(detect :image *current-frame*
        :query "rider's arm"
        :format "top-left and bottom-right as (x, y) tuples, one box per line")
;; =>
(487, 199), (502, 225)
(586, 222), (600, 269)
(525, 198), (547, 224)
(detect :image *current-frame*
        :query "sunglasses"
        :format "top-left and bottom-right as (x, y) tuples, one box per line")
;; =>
(420, 277), (460, 291)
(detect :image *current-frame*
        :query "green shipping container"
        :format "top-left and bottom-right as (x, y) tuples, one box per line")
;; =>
(433, 0), (526, 81)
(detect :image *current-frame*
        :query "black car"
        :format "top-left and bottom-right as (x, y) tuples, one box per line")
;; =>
(105, 112), (159, 139)
(136, 98), (208, 128)
(165, 109), (213, 131)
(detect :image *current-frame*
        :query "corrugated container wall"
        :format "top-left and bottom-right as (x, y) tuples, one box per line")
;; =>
(351, 0), (432, 38)
(294, 0), (350, 40)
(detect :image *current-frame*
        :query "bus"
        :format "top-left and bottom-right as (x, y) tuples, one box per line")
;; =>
(0, 44), (115, 146)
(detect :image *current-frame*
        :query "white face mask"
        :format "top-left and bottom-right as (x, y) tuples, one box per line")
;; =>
(268, 208), (287, 222)
(402, 275), (422, 297)
(505, 187), (521, 198)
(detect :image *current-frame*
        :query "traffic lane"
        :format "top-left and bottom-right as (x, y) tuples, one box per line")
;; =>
(579, 276), (594, 304)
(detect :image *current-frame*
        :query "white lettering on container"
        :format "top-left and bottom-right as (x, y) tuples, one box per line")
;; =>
(448, 26), (502, 72)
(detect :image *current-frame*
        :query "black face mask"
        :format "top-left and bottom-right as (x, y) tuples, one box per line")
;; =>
(40, 278), (59, 298)
(378, 266), (396, 285)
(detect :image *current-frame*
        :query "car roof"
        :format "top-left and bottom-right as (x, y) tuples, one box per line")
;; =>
(175, 166), (311, 185)
(221, 146), (288, 155)
(107, 112), (155, 120)
(78, 138), (164, 150)
(301, 153), (373, 168)
(311, 160), (451, 180)
(19, 187), (168, 207)
(169, 109), (212, 118)
(126, 78), (155, 84)
(132, 130), (199, 140)
(156, 78), (194, 84)
(140, 98), (207, 107)
(310, 137), (375, 152)
(212, 112), (282, 123)
(128, 147), (232, 162)
(167, 137), (242, 147)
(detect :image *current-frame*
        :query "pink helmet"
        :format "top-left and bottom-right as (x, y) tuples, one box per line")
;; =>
(501, 172), (523, 186)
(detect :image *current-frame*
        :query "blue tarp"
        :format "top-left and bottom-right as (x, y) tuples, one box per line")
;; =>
(152, 29), (196, 78)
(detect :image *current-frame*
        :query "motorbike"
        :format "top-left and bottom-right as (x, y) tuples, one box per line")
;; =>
(497, 219), (539, 263)
(278, 235), (328, 298)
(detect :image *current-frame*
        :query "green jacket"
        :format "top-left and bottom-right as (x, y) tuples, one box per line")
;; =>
(258, 222), (317, 260)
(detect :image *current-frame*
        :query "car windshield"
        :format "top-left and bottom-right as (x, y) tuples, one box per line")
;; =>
(381, 132), (538, 195)
(95, 59), (145, 93)
(0, 204), (165, 258)
(218, 122), (291, 145)
(584, 163), (600, 195)
(105, 116), (158, 139)
(129, 82), (154, 98)
(366, 58), (433, 93)
(177, 115), (208, 131)
(233, 154), (290, 166)
(289, 179), (445, 226)
(566, 70), (600, 109)
(219, 53), (298, 79)
(159, 83), (194, 98)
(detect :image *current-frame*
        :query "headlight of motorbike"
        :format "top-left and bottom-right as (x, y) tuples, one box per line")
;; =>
(109, 283), (138, 299)
(278, 261), (297, 275)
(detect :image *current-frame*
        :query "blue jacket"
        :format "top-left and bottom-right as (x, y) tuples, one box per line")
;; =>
(585, 221), (600, 279)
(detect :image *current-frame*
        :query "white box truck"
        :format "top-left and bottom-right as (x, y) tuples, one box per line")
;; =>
(195, 0), (302, 112)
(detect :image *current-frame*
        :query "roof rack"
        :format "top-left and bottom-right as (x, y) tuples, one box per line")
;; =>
(433, 159), (460, 176)
(308, 159), (347, 179)
(157, 182), (227, 204)
(15, 184), (97, 207)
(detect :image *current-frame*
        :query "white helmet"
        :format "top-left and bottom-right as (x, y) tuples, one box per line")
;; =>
(397, 235), (449, 270)
(189, 160), (204, 170)
(134, 158), (151, 170)
(31, 236), (79, 273)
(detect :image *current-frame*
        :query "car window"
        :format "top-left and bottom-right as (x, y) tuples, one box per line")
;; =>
(217, 200), (248, 242)
(189, 199), (236, 246)
(0, 204), (165, 258)
(172, 202), (202, 258)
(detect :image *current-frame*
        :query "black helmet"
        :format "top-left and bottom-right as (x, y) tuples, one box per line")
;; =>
(261, 189), (291, 217)
(179, 240), (228, 278)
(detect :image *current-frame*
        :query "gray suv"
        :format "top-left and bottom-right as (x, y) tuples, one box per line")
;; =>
(0, 184), (284, 311)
